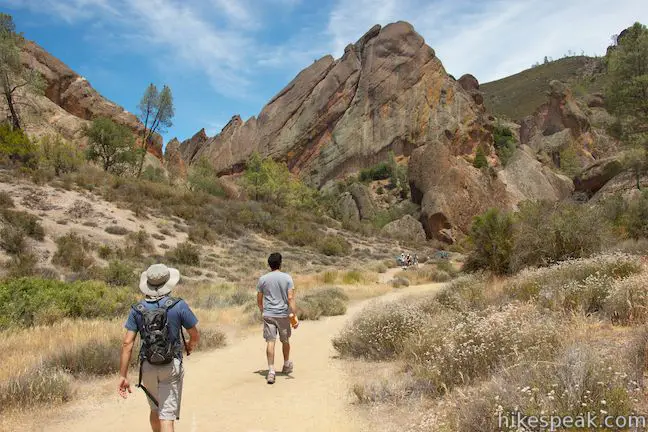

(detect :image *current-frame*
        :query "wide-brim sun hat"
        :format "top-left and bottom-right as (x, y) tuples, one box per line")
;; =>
(139, 264), (180, 297)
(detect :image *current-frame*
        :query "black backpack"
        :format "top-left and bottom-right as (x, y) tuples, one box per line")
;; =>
(132, 297), (188, 407)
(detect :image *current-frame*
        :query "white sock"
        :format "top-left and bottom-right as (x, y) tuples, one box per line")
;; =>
(284, 360), (291, 367)
(268, 365), (275, 373)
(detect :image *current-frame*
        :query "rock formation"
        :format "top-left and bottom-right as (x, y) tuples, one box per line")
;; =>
(177, 21), (577, 242)
(519, 80), (619, 171)
(9, 40), (162, 158)
(179, 22), (488, 187)
(381, 214), (426, 242)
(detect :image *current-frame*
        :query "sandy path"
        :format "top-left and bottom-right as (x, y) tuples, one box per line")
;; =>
(38, 283), (443, 432)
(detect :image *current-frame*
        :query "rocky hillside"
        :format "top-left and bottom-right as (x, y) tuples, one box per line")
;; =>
(481, 56), (607, 121)
(0, 39), (162, 159)
(177, 22), (573, 242)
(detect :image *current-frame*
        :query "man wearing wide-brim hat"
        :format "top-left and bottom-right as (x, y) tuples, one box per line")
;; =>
(118, 264), (200, 432)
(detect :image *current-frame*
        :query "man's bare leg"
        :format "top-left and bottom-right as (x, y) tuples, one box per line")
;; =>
(282, 341), (290, 363)
(160, 420), (174, 432)
(266, 340), (276, 371)
(150, 411), (161, 432)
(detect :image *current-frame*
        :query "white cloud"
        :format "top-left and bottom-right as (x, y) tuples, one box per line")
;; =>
(325, 0), (648, 82)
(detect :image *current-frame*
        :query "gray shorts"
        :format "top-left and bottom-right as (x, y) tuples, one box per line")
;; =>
(141, 358), (184, 421)
(263, 316), (291, 342)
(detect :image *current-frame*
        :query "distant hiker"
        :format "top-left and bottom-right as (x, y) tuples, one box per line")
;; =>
(118, 264), (200, 432)
(257, 252), (298, 384)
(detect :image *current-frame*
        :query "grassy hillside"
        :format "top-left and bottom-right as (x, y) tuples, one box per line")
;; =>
(482, 56), (607, 120)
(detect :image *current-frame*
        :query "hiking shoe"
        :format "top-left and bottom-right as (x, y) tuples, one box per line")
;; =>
(281, 361), (293, 374)
(267, 370), (276, 384)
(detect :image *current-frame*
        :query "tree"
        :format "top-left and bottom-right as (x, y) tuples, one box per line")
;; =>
(84, 117), (138, 174)
(464, 208), (513, 275)
(607, 22), (648, 188)
(137, 84), (174, 177)
(0, 13), (43, 130)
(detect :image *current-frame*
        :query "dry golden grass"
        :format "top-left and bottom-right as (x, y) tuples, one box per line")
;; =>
(0, 318), (124, 382)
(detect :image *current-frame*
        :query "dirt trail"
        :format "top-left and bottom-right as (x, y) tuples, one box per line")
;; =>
(39, 283), (443, 432)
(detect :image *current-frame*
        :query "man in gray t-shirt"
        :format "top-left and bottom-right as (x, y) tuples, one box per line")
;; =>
(257, 252), (298, 384)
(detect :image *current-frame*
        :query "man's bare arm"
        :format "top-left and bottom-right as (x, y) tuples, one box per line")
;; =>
(118, 330), (136, 398)
(186, 326), (200, 353)
(257, 291), (264, 313)
(119, 330), (136, 378)
(288, 289), (297, 315)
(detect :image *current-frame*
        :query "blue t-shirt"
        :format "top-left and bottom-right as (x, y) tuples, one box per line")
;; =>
(125, 297), (198, 360)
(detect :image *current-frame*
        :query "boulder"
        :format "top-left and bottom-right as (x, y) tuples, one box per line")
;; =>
(498, 148), (574, 205)
(408, 140), (510, 242)
(592, 171), (648, 202)
(458, 74), (479, 92)
(381, 215), (426, 242)
(337, 192), (360, 223)
(348, 183), (376, 220)
(586, 93), (605, 108)
(574, 156), (624, 195)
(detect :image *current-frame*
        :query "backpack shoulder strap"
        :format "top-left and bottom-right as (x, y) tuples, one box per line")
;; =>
(132, 302), (146, 314)
(162, 297), (182, 311)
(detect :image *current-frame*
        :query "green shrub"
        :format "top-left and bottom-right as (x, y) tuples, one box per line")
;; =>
(0, 367), (73, 411)
(472, 145), (488, 168)
(359, 162), (391, 182)
(316, 234), (351, 256)
(124, 230), (154, 258)
(0, 124), (38, 168)
(5, 251), (39, 277)
(510, 201), (608, 272)
(492, 124), (517, 166)
(105, 225), (130, 236)
(141, 166), (167, 184)
(279, 228), (319, 247)
(38, 134), (83, 176)
(188, 157), (225, 197)
(98, 244), (114, 259)
(465, 208), (513, 274)
(298, 287), (349, 320)
(0, 278), (137, 328)
(623, 191), (648, 239)
(52, 232), (94, 272)
(102, 260), (136, 286)
(1, 209), (45, 240)
(188, 224), (218, 244)
(0, 226), (26, 254)
(166, 242), (200, 266)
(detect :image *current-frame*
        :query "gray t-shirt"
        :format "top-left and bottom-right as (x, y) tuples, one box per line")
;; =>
(256, 271), (294, 317)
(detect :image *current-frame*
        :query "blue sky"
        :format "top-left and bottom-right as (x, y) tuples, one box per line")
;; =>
(2, 0), (647, 145)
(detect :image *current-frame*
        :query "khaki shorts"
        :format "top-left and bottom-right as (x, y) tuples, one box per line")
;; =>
(263, 316), (291, 343)
(141, 358), (184, 421)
